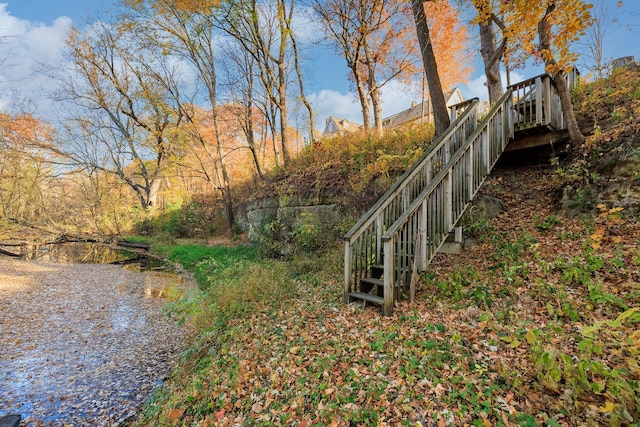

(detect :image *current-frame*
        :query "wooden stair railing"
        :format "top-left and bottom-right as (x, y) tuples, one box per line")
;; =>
(343, 99), (480, 309)
(510, 68), (579, 133)
(345, 90), (514, 315)
(379, 90), (514, 314)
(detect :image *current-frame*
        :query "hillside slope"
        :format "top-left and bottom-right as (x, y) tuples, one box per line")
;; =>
(137, 69), (640, 426)
(138, 161), (639, 426)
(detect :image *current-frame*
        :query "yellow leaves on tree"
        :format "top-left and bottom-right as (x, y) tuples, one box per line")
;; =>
(126, 0), (219, 14)
(498, 0), (592, 74)
(423, 0), (472, 91)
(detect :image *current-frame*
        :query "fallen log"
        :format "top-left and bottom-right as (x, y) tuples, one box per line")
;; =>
(0, 247), (21, 258)
(116, 240), (151, 250)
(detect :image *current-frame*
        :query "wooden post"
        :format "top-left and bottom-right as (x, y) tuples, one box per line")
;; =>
(409, 232), (421, 304)
(482, 129), (489, 175)
(344, 241), (352, 303)
(467, 144), (474, 202)
(376, 216), (382, 262)
(402, 186), (410, 211)
(535, 76), (543, 126)
(507, 93), (514, 139)
(543, 76), (552, 127)
(444, 171), (453, 232)
(419, 200), (428, 271)
(454, 226), (463, 243)
(383, 239), (394, 315)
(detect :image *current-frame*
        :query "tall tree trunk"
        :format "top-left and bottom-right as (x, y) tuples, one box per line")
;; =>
(277, 0), (290, 165)
(277, 66), (290, 164)
(370, 86), (383, 135)
(363, 41), (383, 135)
(286, 9), (315, 143)
(356, 78), (371, 132)
(203, 38), (235, 228)
(244, 62), (264, 180)
(266, 102), (281, 168)
(478, 21), (504, 104)
(410, 0), (450, 136)
(148, 178), (161, 208)
(538, 3), (585, 148)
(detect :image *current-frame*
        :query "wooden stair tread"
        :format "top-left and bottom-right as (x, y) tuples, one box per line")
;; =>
(369, 264), (410, 272)
(360, 277), (384, 286)
(349, 292), (384, 305)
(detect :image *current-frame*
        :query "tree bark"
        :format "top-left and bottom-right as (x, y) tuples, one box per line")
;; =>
(410, 0), (450, 136)
(243, 60), (264, 179)
(370, 85), (384, 135)
(286, 7), (315, 143)
(276, 0), (291, 164)
(363, 41), (384, 135)
(356, 78), (371, 132)
(411, 0), (451, 135)
(538, 3), (585, 148)
(478, 21), (504, 104)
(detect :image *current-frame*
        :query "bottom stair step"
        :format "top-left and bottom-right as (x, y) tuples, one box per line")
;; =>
(349, 292), (384, 305)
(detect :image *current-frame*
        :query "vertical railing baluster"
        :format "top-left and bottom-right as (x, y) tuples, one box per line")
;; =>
(344, 241), (352, 302)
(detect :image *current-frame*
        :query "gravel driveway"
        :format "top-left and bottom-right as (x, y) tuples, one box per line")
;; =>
(0, 257), (193, 426)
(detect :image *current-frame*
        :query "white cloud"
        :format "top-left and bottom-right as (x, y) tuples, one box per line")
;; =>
(309, 89), (362, 131)
(292, 4), (325, 46)
(0, 5), (72, 117)
(379, 79), (422, 117)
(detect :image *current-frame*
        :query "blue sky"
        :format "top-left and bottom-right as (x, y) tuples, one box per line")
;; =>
(1, 0), (639, 128)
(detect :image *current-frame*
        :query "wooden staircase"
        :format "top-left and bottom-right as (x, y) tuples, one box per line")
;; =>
(344, 70), (580, 315)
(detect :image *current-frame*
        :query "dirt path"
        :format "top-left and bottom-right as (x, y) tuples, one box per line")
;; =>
(0, 258), (193, 426)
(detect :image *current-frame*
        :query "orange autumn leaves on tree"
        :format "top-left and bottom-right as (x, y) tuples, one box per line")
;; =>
(478, 0), (592, 74)
(0, 113), (55, 221)
(0, 113), (54, 156)
(422, 0), (472, 92)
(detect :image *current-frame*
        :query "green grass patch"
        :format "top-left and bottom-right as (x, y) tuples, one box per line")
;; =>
(157, 244), (258, 290)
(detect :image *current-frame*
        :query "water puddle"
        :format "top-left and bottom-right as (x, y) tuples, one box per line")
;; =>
(1, 241), (167, 266)
(0, 242), (192, 426)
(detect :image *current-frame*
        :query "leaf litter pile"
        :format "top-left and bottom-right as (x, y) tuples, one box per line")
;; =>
(0, 259), (193, 426)
(142, 163), (639, 427)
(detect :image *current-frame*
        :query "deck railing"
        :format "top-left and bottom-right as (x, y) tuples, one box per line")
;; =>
(379, 90), (514, 314)
(509, 68), (579, 132)
(343, 99), (479, 302)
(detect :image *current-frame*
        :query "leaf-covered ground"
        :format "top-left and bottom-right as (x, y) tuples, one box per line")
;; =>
(140, 162), (639, 426)
(0, 259), (193, 426)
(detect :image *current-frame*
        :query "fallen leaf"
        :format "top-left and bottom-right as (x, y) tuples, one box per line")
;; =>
(599, 401), (616, 413)
(169, 408), (185, 421)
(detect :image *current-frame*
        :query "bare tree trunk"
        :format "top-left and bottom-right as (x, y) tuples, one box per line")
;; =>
(370, 85), (383, 135)
(539, 4), (585, 148)
(243, 57), (264, 179)
(276, 0), (291, 164)
(286, 8), (315, 143)
(410, 0), (450, 136)
(356, 78), (371, 132)
(479, 21), (504, 104)
(148, 179), (161, 208)
(277, 62), (290, 164)
(363, 41), (384, 135)
(244, 73), (264, 180)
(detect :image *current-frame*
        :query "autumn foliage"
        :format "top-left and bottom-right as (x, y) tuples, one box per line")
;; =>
(0, 113), (55, 222)
(423, 0), (472, 91)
